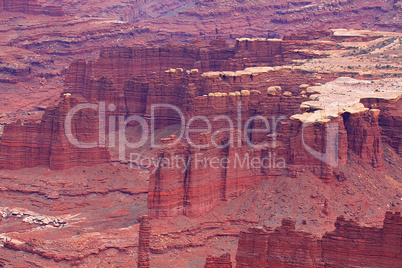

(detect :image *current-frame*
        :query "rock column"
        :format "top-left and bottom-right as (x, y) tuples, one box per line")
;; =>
(137, 215), (151, 268)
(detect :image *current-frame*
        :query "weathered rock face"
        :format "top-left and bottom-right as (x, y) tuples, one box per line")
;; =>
(379, 100), (402, 155)
(2, 0), (400, 126)
(265, 218), (323, 268)
(0, 95), (110, 170)
(147, 133), (263, 219)
(343, 109), (383, 168)
(147, 136), (190, 219)
(138, 215), (151, 268)
(236, 227), (270, 268)
(232, 38), (332, 67)
(283, 30), (332, 41)
(67, 65), (340, 134)
(40, 0), (194, 21)
(277, 116), (348, 180)
(235, 212), (402, 268)
(146, 76), (401, 218)
(0, 0), (64, 16)
(187, 86), (349, 181)
(0, 1), (400, 265)
(236, 219), (323, 268)
(126, 68), (196, 128)
(363, 98), (402, 156)
(64, 42), (236, 92)
(204, 253), (232, 268)
(64, 37), (335, 94)
(322, 211), (402, 268)
(39, 0), (402, 34)
(64, 38), (396, 144)
(147, 115), (349, 219)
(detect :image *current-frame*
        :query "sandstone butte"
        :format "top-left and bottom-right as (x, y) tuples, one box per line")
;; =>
(0, 1), (401, 267)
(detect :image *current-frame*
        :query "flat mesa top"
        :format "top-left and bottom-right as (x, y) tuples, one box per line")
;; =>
(236, 38), (282, 42)
(330, 29), (401, 37)
(292, 77), (402, 123)
(201, 67), (275, 78)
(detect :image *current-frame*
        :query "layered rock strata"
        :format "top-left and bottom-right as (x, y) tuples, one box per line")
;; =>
(137, 215), (151, 268)
(147, 77), (401, 218)
(235, 211), (402, 268)
(204, 253), (232, 268)
(64, 37), (335, 93)
(362, 98), (402, 156)
(0, 94), (110, 170)
(322, 211), (402, 267)
(147, 134), (261, 218)
(0, 0), (64, 16)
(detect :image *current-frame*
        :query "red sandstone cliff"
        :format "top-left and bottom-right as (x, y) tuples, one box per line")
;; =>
(343, 109), (384, 168)
(235, 211), (402, 268)
(204, 253), (232, 268)
(322, 211), (402, 267)
(147, 132), (263, 219)
(64, 37), (335, 94)
(147, 115), (350, 220)
(277, 116), (348, 180)
(236, 218), (323, 268)
(143, 74), (396, 219)
(1, 0), (400, 125)
(362, 98), (402, 156)
(236, 227), (270, 268)
(0, 2), (400, 266)
(0, 94), (110, 170)
(64, 41), (236, 93)
(379, 99), (402, 156)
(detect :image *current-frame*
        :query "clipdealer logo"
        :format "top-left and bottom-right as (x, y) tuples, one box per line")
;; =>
(64, 100), (340, 170)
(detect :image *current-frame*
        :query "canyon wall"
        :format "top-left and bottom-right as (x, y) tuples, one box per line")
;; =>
(146, 118), (350, 219)
(0, 0), (64, 16)
(232, 38), (332, 67)
(0, 95), (110, 170)
(1, 0), (399, 125)
(0, 33), (397, 228)
(147, 134), (261, 218)
(362, 98), (402, 156)
(64, 42), (236, 93)
(236, 218), (323, 268)
(322, 211), (402, 267)
(64, 37), (336, 93)
(1, 59), (393, 185)
(2, 36), (341, 171)
(343, 109), (384, 168)
(147, 131), (268, 219)
(65, 63), (353, 132)
(144, 76), (394, 219)
(66, 64), (341, 131)
(235, 211), (402, 268)
(204, 253), (232, 268)
(277, 116), (348, 180)
(235, 227), (270, 268)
